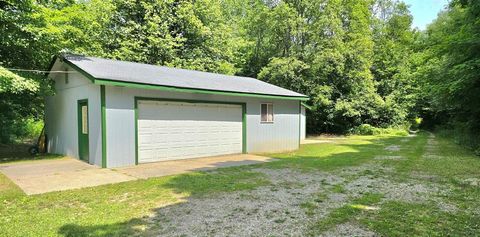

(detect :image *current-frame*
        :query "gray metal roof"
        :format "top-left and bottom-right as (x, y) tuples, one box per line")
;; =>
(62, 55), (307, 98)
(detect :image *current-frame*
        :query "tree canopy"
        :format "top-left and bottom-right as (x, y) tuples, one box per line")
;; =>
(0, 0), (478, 150)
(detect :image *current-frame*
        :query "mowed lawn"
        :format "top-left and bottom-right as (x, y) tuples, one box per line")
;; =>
(1, 132), (480, 236)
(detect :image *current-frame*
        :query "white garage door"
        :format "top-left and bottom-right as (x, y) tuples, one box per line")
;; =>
(137, 100), (243, 163)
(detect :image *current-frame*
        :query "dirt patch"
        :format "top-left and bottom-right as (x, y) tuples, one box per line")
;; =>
(151, 168), (349, 236)
(146, 162), (449, 236)
(374, 155), (404, 160)
(0, 144), (31, 160)
(385, 145), (401, 151)
(461, 178), (480, 187)
(344, 175), (440, 203)
(410, 172), (439, 182)
(143, 134), (459, 236)
(437, 201), (459, 213)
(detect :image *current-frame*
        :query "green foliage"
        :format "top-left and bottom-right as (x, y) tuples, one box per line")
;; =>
(1, 0), (476, 141)
(352, 124), (377, 135)
(351, 124), (409, 136)
(0, 67), (39, 93)
(410, 117), (423, 130)
(436, 125), (480, 155)
(0, 67), (42, 143)
(252, 0), (418, 133)
(258, 57), (311, 93)
(412, 0), (480, 150)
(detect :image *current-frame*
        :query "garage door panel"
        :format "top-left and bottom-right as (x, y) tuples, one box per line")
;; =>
(137, 100), (243, 163)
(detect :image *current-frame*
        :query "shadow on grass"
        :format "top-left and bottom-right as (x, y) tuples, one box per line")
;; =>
(55, 135), (414, 237)
(59, 219), (147, 237)
(0, 143), (62, 163)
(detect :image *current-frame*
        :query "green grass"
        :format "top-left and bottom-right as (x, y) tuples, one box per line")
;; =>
(0, 168), (268, 236)
(311, 193), (384, 234)
(267, 135), (399, 171)
(306, 133), (480, 236)
(1, 132), (479, 236)
(363, 201), (480, 236)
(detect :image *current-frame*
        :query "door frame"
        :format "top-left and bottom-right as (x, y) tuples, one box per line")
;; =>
(77, 99), (89, 162)
(134, 97), (247, 165)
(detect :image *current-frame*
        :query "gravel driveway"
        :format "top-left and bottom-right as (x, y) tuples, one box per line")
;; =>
(132, 134), (461, 236)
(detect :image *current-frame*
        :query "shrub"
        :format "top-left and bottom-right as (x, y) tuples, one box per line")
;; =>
(351, 124), (409, 136)
(352, 124), (376, 135)
(3, 118), (44, 143)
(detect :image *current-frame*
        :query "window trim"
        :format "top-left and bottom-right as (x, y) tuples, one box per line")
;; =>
(260, 103), (274, 123)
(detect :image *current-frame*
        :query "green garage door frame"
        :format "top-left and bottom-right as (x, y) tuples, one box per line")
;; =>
(134, 97), (247, 165)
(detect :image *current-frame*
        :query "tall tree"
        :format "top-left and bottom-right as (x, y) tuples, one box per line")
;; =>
(371, 0), (418, 126)
(415, 0), (480, 148)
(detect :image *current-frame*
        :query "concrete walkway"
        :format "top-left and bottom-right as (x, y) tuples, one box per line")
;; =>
(0, 158), (135, 195)
(117, 154), (275, 179)
(0, 154), (274, 195)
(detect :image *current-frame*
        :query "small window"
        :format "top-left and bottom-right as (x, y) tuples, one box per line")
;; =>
(81, 105), (88, 134)
(261, 103), (274, 123)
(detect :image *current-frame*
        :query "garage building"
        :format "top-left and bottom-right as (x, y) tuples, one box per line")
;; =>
(46, 54), (309, 168)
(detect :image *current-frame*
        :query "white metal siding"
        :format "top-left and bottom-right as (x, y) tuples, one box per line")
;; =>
(45, 63), (102, 166)
(105, 87), (301, 168)
(300, 106), (306, 140)
(246, 100), (300, 153)
(137, 101), (242, 163)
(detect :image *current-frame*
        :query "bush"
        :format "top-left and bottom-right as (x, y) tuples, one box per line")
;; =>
(351, 124), (409, 136)
(2, 118), (43, 143)
(352, 124), (376, 135)
(0, 67), (42, 144)
(23, 119), (44, 141)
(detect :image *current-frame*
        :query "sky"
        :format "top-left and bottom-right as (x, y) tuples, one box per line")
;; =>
(402, 0), (450, 30)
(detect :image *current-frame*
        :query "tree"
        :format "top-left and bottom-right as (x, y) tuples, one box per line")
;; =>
(414, 0), (480, 148)
(0, 67), (41, 143)
(258, 57), (311, 94)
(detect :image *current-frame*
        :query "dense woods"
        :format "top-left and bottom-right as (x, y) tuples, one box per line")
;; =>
(0, 0), (478, 151)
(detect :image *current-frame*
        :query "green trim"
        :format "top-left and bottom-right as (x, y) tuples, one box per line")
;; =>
(134, 97), (247, 164)
(301, 102), (312, 110)
(95, 79), (308, 101)
(242, 104), (247, 153)
(135, 97), (247, 106)
(298, 101), (301, 147)
(134, 97), (139, 165)
(100, 85), (107, 168)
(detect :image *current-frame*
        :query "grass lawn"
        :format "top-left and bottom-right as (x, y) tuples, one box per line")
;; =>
(1, 132), (479, 236)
